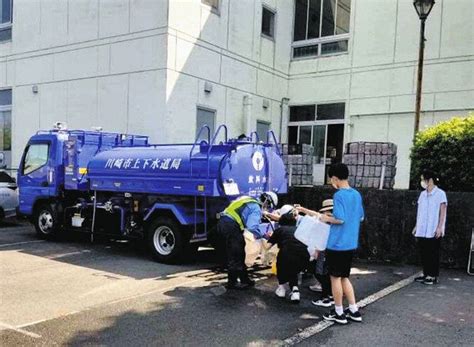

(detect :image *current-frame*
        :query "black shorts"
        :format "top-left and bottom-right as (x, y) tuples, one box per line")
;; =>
(326, 249), (354, 278)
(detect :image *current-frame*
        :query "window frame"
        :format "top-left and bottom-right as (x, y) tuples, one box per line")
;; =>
(261, 5), (277, 41)
(21, 143), (51, 176)
(289, 102), (345, 124)
(291, 0), (351, 60)
(0, 0), (13, 43)
(201, 0), (220, 15)
(288, 102), (346, 167)
(0, 88), (12, 154)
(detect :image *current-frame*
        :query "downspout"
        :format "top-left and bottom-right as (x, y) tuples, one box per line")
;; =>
(279, 97), (290, 143)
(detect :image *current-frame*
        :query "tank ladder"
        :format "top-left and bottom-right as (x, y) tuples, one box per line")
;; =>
(189, 125), (228, 241)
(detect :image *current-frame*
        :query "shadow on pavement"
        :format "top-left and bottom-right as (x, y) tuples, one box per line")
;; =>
(61, 262), (418, 346)
(2, 221), (222, 280)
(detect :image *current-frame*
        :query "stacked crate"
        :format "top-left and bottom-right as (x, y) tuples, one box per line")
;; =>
(343, 142), (397, 189)
(279, 144), (314, 186)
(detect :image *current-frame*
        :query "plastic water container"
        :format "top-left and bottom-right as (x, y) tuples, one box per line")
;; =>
(71, 214), (85, 227)
(294, 215), (330, 251)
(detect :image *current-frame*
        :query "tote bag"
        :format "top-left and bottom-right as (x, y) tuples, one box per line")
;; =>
(294, 215), (330, 251)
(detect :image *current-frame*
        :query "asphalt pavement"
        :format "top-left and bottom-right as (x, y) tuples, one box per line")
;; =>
(0, 219), (472, 346)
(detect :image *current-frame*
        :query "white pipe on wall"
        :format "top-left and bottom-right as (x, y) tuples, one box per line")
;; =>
(280, 97), (290, 143)
(243, 94), (253, 136)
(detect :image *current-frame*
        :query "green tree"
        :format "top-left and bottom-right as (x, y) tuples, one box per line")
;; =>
(410, 114), (474, 192)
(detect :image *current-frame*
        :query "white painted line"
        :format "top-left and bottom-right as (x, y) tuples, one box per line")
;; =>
(0, 240), (45, 248)
(282, 271), (422, 346)
(46, 250), (92, 259)
(0, 322), (42, 339)
(356, 272), (422, 309)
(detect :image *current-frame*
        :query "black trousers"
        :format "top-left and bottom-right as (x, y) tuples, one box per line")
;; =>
(277, 249), (309, 288)
(315, 274), (332, 298)
(215, 217), (246, 272)
(417, 237), (441, 277)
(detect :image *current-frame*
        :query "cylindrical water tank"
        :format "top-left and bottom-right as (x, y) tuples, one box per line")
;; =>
(87, 142), (287, 198)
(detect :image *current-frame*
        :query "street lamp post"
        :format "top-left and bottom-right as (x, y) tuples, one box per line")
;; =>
(413, 0), (435, 136)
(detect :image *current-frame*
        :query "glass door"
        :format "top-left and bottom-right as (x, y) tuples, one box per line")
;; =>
(312, 125), (327, 185)
(324, 124), (344, 184)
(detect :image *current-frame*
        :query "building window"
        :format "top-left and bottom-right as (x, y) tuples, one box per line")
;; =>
(201, 0), (219, 13)
(0, 89), (12, 169)
(292, 0), (351, 59)
(261, 6), (276, 39)
(256, 120), (271, 142)
(316, 103), (345, 120)
(0, 0), (12, 42)
(290, 105), (316, 122)
(196, 107), (216, 141)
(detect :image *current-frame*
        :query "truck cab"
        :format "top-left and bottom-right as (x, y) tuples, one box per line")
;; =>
(17, 132), (65, 217)
(18, 124), (149, 237)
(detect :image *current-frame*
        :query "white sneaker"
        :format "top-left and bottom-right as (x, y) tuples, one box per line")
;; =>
(309, 283), (322, 292)
(275, 285), (286, 298)
(290, 287), (300, 303)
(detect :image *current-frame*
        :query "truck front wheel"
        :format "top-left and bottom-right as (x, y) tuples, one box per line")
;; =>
(34, 203), (59, 239)
(147, 217), (186, 264)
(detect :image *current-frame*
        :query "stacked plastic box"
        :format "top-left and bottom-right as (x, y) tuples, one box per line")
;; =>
(343, 142), (397, 189)
(279, 144), (314, 186)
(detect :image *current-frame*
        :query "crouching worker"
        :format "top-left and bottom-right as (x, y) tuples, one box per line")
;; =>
(267, 211), (310, 303)
(216, 192), (278, 290)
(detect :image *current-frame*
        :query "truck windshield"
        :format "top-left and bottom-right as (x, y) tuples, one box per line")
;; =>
(22, 143), (49, 175)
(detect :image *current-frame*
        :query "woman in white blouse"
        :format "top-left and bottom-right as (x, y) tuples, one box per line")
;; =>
(412, 169), (448, 285)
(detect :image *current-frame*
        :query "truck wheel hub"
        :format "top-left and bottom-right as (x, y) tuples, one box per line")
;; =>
(153, 226), (175, 255)
(39, 211), (53, 234)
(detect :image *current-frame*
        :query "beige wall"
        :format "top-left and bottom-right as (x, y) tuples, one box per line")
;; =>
(165, 0), (291, 142)
(2, 0), (473, 188)
(288, 0), (474, 188)
(3, 0), (169, 167)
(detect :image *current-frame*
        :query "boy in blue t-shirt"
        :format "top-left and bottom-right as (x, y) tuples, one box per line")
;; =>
(319, 163), (365, 325)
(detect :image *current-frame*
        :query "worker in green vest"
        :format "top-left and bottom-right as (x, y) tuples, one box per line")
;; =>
(216, 191), (278, 289)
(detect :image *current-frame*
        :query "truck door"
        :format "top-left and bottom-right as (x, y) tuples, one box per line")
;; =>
(18, 141), (54, 215)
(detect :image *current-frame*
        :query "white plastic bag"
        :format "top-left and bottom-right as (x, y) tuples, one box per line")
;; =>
(261, 241), (279, 267)
(294, 215), (330, 253)
(244, 230), (263, 267)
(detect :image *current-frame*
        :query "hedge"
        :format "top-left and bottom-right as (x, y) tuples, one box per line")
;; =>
(410, 114), (474, 192)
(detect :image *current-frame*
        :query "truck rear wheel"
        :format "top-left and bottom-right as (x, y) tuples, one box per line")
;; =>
(34, 203), (59, 239)
(147, 217), (186, 264)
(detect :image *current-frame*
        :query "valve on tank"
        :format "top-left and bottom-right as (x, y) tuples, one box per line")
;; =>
(104, 201), (113, 213)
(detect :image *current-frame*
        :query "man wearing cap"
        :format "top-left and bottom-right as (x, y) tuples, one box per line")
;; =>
(216, 192), (278, 289)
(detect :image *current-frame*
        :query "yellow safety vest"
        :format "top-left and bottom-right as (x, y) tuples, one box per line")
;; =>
(223, 196), (259, 230)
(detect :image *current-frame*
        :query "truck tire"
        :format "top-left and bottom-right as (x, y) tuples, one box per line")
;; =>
(34, 203), (59, 239)
(147, 216), (186, 264)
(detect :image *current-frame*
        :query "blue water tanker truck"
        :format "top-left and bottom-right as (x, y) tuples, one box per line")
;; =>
(17, 123), (287, 263)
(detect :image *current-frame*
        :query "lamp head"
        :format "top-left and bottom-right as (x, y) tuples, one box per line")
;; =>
(413, 0), (435, 20)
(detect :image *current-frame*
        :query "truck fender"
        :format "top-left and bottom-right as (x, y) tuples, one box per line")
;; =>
(143, 203), (202, 226)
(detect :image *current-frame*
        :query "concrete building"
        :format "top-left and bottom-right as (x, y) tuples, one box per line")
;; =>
(1, 0), (472, 188)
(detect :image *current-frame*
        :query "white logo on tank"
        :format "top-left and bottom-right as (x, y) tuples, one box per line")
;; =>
(252, 151), (264, 171)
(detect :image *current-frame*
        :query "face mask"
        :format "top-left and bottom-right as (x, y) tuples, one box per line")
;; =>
(420, 180), (428, 189)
